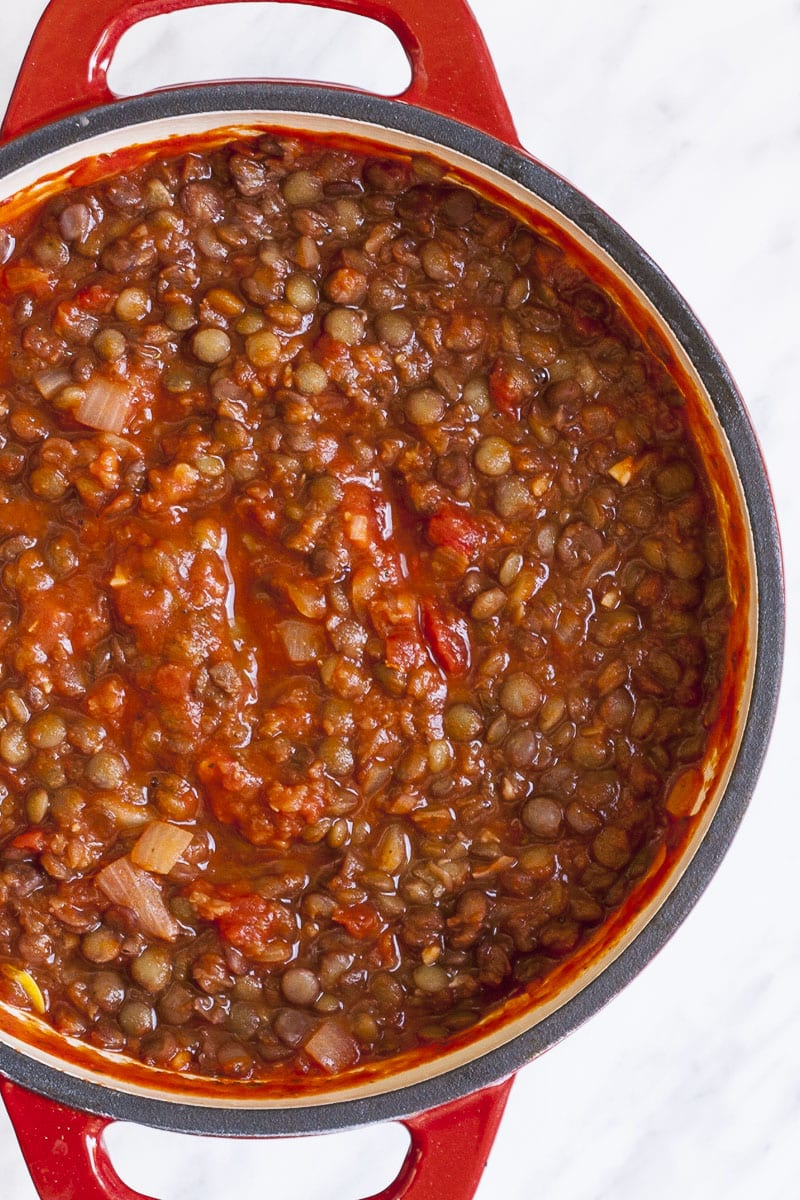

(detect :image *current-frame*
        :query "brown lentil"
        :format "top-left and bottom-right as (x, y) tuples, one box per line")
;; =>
(114, 287), (151, 322)
(192, 328), (231, 364)
(474, 436), (513, 477)
(405, 387), (445, 426)
(245, 329), (281, 368)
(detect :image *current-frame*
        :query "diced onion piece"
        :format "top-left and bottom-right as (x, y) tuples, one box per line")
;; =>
(109, 567), (130, 588)
(1, 964), (47, 1014)
(98, 796), (151, 827)
(351, 566), (378, 611)
(345, 512), (369, 547)
(130, 821), (193, 874)
(96, 856), (180, 941)
(34, 368), (72, 399)
(607, 457), (635, 485)
(665, 766), (705, 817)
(278, 619), (325, 663)
(286, 580), (326, 619)
(75, 375), (133, 434)
(304, 1018), (360, 1074)
(472, 854), (517, 877)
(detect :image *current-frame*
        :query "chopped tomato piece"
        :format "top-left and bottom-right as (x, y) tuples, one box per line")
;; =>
(189, 883), (295, 960)
(341, 482), (403, 585)
(489, 355), (529, 416)
(10, 830), (47, 853)
(332, 902), (383, 940)
(368, 929), (400, 970)
(198, 749), (259, 802)
(385, 626), (428, 672)
(421, 598), (471, 675)
(217, 895), (293, 957)
(427, 504), (484, 558)
(73, 283), (116, 312)
(316, 333), (358, 388)
(199, 747), (331, 849)
(2, 264), (55, 297)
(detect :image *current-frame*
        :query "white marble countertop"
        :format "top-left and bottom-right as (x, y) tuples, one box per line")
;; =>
(0, 1), (797, 1197)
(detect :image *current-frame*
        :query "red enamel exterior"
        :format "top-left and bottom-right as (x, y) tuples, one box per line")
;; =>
(0, 2), (519, 1196)
(0, 0), (520, 145)
(1, 1075), (514, 1200)
(0, 0), (784, 1189)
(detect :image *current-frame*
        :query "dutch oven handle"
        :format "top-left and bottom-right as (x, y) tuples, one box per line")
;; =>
(1, 0), (520, 145)
(1, 1075), (513, 1200)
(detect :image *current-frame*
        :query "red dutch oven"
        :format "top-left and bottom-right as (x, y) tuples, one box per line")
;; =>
(0, 2), (784, 1198)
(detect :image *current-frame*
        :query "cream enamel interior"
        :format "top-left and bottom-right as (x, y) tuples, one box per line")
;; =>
(0, 109), (758, 1108)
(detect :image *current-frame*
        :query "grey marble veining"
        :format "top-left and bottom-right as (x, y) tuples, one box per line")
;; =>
(0, 1), (797, 1197)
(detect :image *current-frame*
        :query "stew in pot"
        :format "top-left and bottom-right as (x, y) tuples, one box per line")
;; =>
(0, 132), (731, 1082)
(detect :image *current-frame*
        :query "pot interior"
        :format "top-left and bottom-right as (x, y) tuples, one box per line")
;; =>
(0, 100), (760, 1118)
